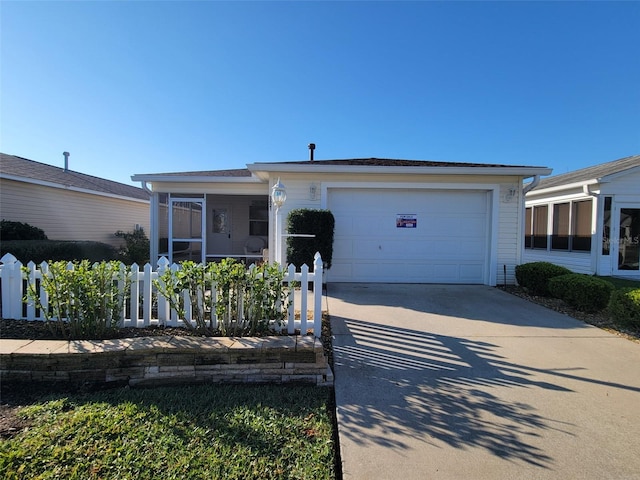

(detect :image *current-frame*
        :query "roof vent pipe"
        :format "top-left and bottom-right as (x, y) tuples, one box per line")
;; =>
(308, 143), (315, 162)
(63, 151), (70, 172)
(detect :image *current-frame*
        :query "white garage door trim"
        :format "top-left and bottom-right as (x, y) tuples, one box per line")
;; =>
(321, 182), (499, 285)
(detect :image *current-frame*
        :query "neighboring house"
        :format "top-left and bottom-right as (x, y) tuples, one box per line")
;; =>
(0, 153), (150, 247)
(523, 155), (640, 279)
(132, 157), (551, 286)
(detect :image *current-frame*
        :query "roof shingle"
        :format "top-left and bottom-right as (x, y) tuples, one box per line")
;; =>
(0, 153), (149, 200)
(535, 154), (640, 190)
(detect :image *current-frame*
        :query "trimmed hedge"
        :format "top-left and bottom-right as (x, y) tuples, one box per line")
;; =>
(609, 287), (640, 328)
(0, 220), (47, 240)
(286, 209), (335, 270)
(1, 240), (118, 264)
(548, 274), (614, 312)
(515, 262), (572, 296)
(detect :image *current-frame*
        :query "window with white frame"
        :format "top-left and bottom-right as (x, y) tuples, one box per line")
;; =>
(525, 199), (592, 252)
(525, 205), (548, 249)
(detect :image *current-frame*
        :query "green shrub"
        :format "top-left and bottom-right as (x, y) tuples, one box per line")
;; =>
(286, 209), (335, 270)
(515, 262), (573, 296)
(548, 274), (614, 312)
(0, 220), (47, 240)
(22, 260), (130, 339)
(1, 240), (118, 264)
(115, 228), (150, 265)
(609, 287), (640, 328)
(154, 258), (288, 336)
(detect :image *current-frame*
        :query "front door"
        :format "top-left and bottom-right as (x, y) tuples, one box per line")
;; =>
(209, 205), (233, 255)
(613, 206), (640, 275)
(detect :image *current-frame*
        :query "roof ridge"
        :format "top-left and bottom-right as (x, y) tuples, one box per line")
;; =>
(542, 154), (640, 181)
(1, 153), (148, 200)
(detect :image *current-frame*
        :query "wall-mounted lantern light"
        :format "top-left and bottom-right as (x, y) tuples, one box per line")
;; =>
(271, 178), (287, 208)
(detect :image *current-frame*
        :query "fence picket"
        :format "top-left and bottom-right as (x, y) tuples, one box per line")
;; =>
(0, 253), (324, 337)
(286, 264), (296, 334)
(39, 261), (49, 322)
(300, 263), (309, 335)
(130, 263), (140, 327)
(26, 261), (38, 320)
(143, 263), (153, 326)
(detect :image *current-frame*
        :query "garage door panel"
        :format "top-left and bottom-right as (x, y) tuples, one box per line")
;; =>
(460, 264), (484, 281)
(328, 188), (490, 284)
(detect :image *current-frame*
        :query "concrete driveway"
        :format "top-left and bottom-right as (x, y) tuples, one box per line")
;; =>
(328, 284), (640, 480)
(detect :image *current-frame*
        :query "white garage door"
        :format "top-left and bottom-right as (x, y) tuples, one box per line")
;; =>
(327, 188), (490, 283)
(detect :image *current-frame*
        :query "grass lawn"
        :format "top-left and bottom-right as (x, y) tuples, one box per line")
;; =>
(0, 384), (337, 480)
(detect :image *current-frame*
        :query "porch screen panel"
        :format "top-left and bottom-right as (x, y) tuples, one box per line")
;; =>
(602, 196), (612, 255)
(172, 202), (202, 239)
(552, 203), (570, 250)
(571, 199), (592, 251)
(533, 205), (548, 249)
(524, 207), (533, 248)
(170, 200), (203, 262)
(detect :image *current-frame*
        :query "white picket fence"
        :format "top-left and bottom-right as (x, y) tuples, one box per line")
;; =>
(0, 252), (324, 337)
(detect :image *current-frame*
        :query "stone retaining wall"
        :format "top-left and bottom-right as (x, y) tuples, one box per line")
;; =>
(0, 335), (333, 388)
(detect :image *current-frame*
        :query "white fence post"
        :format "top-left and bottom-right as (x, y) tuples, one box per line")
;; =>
(313, 252), (323, 338)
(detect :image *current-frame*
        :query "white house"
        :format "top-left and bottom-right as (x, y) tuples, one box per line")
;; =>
(132, 156), (550, 286)
(523, 155), (640, 279)
(0, 153), (150, 247)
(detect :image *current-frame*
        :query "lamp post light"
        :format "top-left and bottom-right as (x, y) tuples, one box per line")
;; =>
(271, 178), (287, 264)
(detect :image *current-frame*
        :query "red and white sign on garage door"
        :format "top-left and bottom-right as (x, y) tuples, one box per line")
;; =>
(327, 188), (490, 284)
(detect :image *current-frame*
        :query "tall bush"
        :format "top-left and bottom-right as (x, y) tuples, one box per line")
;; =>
(23, 260), (130, 339)
(115, 228), (150, 265)
(286, 209), (335, 270)
(609, 287), (640, 328)
(548, 274), (613, 312)
(154, 258), (288, 336)
(515, 262), (572, 296)
(0, 220), (47, 240)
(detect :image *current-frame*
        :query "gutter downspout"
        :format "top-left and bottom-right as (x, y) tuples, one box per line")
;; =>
(523, 175), (540, 195)
(139, 181), (153, 196)
(583, 184), (598, 198)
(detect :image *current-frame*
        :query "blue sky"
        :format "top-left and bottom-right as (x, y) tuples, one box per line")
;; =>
(2, 1), (639, 186)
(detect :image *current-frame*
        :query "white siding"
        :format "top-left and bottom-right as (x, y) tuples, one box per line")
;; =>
(0, 178), (150, 247)
(522, 250), (594, 274)
(497, 183), (522, 285)
(600, 169), (640, 197)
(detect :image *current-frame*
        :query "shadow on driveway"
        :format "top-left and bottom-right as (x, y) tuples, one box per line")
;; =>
(333, 318), (570, 468)
(329, 284), (640, 479)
